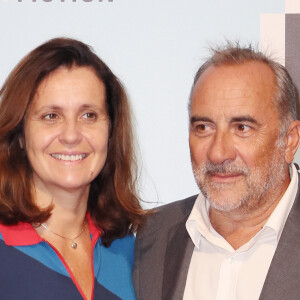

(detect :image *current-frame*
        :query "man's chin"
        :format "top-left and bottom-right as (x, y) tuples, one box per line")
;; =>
(202, 188), (245, 212)
(200, 181), (242, 196)
(209, 198), (243, 212)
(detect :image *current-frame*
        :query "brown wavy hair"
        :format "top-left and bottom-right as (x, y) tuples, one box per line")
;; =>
(0, 37), (146, 246)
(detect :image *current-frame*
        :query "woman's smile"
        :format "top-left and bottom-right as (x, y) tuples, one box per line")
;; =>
(50, 153), (88, 162)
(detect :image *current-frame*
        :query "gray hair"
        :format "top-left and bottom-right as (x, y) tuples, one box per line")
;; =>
(189, 42), (299, 136)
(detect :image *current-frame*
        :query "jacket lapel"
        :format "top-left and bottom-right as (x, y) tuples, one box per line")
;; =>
(260, 180), (300, 299)
(162, 201), (195, 300)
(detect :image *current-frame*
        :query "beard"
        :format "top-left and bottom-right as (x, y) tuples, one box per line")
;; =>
(192, 140), (288, 212)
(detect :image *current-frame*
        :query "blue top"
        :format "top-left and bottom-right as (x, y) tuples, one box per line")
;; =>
(0, 218), (137, 300)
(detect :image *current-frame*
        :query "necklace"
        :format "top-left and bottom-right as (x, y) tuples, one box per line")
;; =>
(41, 220), (86, 249)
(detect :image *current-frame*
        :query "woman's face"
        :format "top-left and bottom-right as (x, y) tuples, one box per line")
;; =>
(24, 66), (109, 193)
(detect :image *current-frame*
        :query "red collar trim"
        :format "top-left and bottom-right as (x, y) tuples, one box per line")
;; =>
(0, 222), (42, 246)
(87, 214), (102, 244)
(0, 214), (102, 246)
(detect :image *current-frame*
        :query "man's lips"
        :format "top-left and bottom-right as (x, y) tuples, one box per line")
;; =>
(207, 172), (243, 182)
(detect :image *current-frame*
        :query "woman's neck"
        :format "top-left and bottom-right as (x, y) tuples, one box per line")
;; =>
(33, 181), (90, 237)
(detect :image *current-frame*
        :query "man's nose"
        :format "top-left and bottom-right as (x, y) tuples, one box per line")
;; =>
(207, 130), (236, 165)
(58, 119), (82, 146)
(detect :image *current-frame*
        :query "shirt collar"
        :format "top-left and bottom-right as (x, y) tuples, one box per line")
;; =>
(0, 213), (102, 246)
(186, 164), (299, 250)
(186, 192), (218, 250)
(0, 222), (42, 246)
(264, 164), (298, 240)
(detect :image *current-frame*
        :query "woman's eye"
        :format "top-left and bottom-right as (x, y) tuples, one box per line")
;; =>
(83, 112), (97, 120)
(43, 113), (59, 120)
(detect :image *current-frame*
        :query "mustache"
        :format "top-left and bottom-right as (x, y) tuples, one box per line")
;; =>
(199, 161), (250, 176)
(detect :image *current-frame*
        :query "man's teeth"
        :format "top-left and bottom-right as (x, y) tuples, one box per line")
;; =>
(51, 154), (87, 161)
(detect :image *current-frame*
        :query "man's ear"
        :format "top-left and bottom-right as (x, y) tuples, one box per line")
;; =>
(285, 120), (300, 164)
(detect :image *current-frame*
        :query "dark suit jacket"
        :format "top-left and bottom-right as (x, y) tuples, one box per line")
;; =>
(133, 183), (300, 300)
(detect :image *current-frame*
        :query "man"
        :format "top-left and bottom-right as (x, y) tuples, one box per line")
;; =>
(133, 44), (300, 300)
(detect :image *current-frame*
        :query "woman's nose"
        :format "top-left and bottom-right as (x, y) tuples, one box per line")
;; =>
(58, 119), (82, 146)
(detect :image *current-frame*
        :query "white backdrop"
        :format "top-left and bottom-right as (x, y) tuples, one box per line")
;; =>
(0, 0), (288, 207)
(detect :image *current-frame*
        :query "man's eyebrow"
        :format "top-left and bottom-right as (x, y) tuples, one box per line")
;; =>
(230, 115), (259, 125)
(190, 116), (213, 124)
(190, 115), (259, 126)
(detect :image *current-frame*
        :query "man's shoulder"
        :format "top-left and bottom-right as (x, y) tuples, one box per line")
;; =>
(141, 194), (198, 236)
(155, 195), (198, 218)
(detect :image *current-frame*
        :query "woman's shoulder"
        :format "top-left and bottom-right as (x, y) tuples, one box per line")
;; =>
(95, 234), (136, 299)
(96, 234), (135, 273)
(102, 234), (135, 259)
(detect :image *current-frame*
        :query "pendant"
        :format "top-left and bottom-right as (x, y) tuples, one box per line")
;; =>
(71, 242), (77, 249)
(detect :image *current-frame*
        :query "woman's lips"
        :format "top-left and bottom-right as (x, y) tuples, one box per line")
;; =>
(50, 153), (88, 162)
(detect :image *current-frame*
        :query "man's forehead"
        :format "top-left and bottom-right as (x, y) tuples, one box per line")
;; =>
(191, 61), (276, 110)
(194, 87), (259, 101)
(197, 60), (274, 79)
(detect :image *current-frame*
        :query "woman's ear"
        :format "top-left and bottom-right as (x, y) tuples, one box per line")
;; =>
(19, 136), (24, 149)
(285, 120), (300, 164)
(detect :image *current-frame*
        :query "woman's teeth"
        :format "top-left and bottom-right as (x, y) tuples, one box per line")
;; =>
(51, 154), (87, 161)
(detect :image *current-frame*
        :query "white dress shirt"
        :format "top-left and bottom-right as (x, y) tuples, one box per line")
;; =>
(183, 165), (298, 300)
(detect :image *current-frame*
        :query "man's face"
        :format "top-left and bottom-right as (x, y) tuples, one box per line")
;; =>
(189, 61), (290, 212)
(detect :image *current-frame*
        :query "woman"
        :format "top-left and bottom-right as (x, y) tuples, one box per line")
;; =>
(0, 37), (145, 300)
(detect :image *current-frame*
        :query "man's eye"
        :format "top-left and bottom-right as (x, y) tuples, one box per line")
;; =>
(193, 123), (213, 136)
(236, 124), (250, 132)
(43, 113), (59, 120)
(195, 124), (207, 131)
